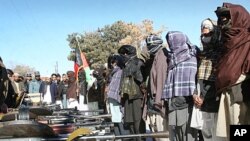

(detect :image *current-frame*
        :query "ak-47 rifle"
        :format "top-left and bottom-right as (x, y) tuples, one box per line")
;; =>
(41, 131), (169, 141)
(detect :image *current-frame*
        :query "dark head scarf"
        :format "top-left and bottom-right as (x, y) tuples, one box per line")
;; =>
(214, 3), (250, 92)
(146, 34), (163, 55)
(118, 45), (136, 56)
(107, 54), (125, 69)
(118, 45), (137, 63)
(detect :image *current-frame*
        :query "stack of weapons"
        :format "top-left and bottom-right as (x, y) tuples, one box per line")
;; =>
(38, 106), (169, 140)
(37, 107), (113, 136)
(0, 105), (169, 140)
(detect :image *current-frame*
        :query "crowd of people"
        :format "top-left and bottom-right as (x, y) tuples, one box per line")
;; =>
(0, 2), (249, 141)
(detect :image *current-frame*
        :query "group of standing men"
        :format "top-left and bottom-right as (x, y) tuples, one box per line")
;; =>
(104, 2), (250, 141)
(0, 2), (249, 141)
(0, 63), (86, 110)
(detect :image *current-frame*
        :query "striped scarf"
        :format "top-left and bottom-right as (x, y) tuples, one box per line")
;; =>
(107, 67), (123, 103)
(162, 31), (198, 99)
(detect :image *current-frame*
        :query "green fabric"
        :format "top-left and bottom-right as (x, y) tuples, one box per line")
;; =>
(84, 67), (91, 84)
(120, 76), (137, 98)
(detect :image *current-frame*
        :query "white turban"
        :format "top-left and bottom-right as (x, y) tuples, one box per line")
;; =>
(201, 19), (214, 31)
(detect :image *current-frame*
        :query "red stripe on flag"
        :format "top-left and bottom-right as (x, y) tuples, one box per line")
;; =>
(74, 62), (80, 78)
(80, 52), (89, 69)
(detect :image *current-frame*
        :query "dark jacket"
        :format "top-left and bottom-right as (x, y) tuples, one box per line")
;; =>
(57, 80), (68, 100)
(0, 59), (16, 108)
(120, 56), (144, 100)
(39, 82), (57, 103)
(199, 80), (219, 112)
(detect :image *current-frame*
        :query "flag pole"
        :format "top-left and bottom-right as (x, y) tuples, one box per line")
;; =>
(75, 36), (82, 99)
(75, 36), (83, 79)
(75, 35), (88, 108)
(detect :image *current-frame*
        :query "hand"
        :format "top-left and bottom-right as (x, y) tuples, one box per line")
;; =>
(193, 95), (203, 108)
(104, 86), (109, 93)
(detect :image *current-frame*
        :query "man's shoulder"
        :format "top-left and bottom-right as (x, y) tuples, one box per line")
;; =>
(19, 81), (25, 85)
(52, 82), (57, 85)
(30, 80), (42, 83)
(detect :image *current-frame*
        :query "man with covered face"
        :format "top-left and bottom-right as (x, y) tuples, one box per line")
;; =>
(118, 45), (144, 141)
(193, 18), (225, 141)
(138, 34), (168, 141)
(214, 3), (250, 139)
(162, 31), (199, 141)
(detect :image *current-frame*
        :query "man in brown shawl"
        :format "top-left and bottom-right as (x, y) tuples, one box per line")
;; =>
(66, 71), (79, 109)
(214, 2), (250, 139)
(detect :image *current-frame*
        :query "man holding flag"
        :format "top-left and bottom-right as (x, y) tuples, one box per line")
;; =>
(73, 36), (91, 111)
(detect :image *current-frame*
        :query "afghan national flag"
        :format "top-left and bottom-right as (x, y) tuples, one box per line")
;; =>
(74, 48), (91, 83)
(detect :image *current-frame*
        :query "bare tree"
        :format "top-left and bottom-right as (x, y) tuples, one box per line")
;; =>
(13, 64), (36, 76)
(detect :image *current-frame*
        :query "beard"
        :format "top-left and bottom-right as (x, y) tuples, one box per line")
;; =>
(45, 81), (51, 85)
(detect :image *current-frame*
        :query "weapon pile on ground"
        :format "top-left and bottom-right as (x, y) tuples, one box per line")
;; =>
(0, 105), (169, 140)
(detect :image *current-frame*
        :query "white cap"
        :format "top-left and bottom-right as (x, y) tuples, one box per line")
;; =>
(201, 19), (214, 31)
(13, 73), (19, 76)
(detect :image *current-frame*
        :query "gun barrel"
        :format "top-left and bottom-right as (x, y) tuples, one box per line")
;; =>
(116, 131), (169, 139)
(78, 131), (169, 140)
(73, 114), (112, 119)
(41, 131), (169, 140)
